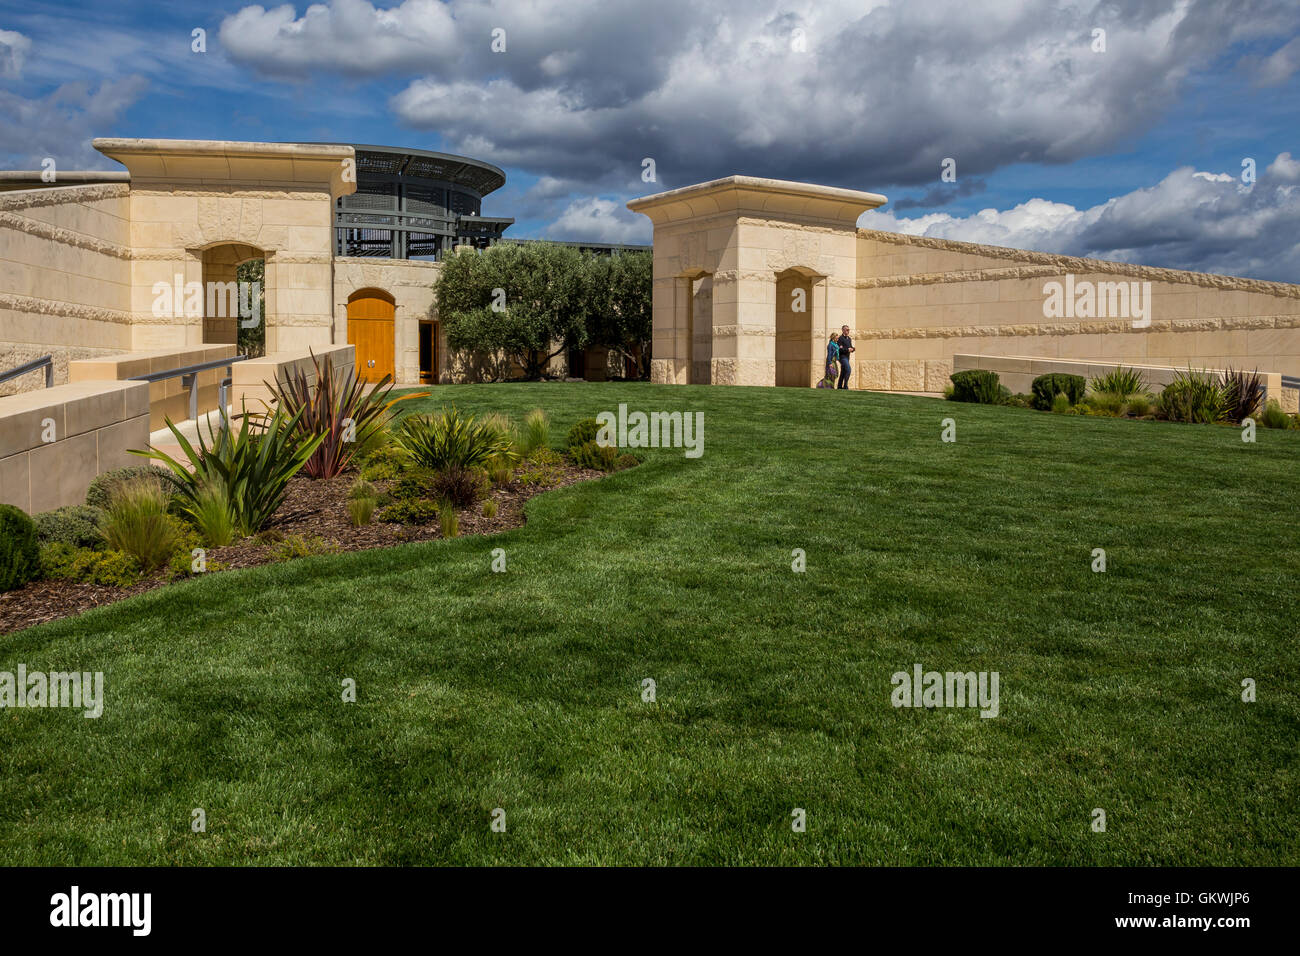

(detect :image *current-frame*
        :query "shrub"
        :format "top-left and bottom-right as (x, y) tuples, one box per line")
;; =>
(390, 467), (439, 502)
(347, 496), (376, 527)
(358, 441), (409, 481)
(948, 370), (1002, 404)
(377, 499), (440, 525)
(1005, 393), (1035, 409)
(1088, 390), (1127, 417)
(1091, 366), (1146, 396)
(486, 455), (514, 486)
(516, 451), (566, 487)
(349, 479), (378, 500)
(101, 477), (186, 573)
(165, 548), (226, 582)
(186, 480), (237, 547)
(1031, 373), (1086, 410)
(521, 409), (550, 455)
(268, 534), (341, 562)
(85, 466), (167, 510)
(271, 351), (425, 479)
(615, 453), (641, 471)
(395, 406), (517, 472)
(1220, 366), (1265, 424)
(33, 505), (104, 550)
(482, 499), (498, 519)
(41, 543), (141, 587)
(566, 417), (601, 450)
(430, 465), (489, 508)
(1259, 399), (1289, 429)
(569, 439), (620, 471)
(139, 403), (325, 537)
(0, 504), (40, 592)
(438, 498), (459, 538)
(1126, 393), (1153, 417)
(1158, 369), (1229, 424)
(1051, 393), (1072, 414)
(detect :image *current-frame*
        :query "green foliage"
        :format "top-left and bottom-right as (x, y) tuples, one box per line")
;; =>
(584, 250), (653, 378)
(566, 417), (601, 450)
(349, 479), (378, 500)
(1090, 366), (1146, 396)
(615, 453), (641, 471)
(347, 496), (376, 527)
(164, 548), (226, 582)
(85, 466), (166, 510)
(520, 408), (550, 455)
(430, 465), (489, 508)
(1051, 393), (1072, 414)
(1158, 369), (1230, 424)
(1005, 393), (1035, 409)
(377, 499), (440, 525)
(236, 258), (265, 359)
(515, 448), (566, 487)
(100, 477), (186, 573)
(1220, 366), (1265, 424)
(268, 534), (341, 563)
(569, 439), (620, 471)
(186, 480), (236, 547)
(390, 467), (439, 502)
(33, 505), (104, 550)
(948, 369), (1003, 404)
(1126, 393), (1153, 417)
(482, 499), (499, 519)
(358, 441), (409, 481)
(395, 405), (517, 472)
(437, 498), (460, 538)
(435, 242), (589, 380)
(40, 543), (142, 588)
(1088, 390), (1127, 417)
(272, 350), (423, 479)
(1260, 399), (1290, 429)
(0, 504), (40, 592)
(137, 403), (325, 537)
(1031, 373), (1086, 410)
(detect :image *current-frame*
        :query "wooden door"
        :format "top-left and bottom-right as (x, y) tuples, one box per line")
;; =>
(347, 292), (395, 382)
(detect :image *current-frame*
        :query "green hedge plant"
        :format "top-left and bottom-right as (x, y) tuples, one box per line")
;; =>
(1031, 373), (1086, 410)
(34, 505), (104, 549)
(0, 504), (40, 592)
(948, 370), (1003, 404)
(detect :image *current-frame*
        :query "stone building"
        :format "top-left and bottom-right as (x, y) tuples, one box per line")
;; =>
(628, 176), (1300, 409)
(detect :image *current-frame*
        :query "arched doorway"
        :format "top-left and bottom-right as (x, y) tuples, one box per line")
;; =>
(201, 243), (265, 352)
(775, 269), (816, 387)
(347, 288), (395, 382)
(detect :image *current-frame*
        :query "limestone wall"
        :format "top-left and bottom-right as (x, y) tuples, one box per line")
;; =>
(0, 184), (133, 395)
(227, 343), (355, 414)
(0, 379), (149, 513)
(332, 257), (440, 385)
(69, 345), (238, 430)
(855, 230), (1300, 393)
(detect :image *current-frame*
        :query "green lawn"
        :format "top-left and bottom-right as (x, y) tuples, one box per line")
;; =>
(2, 382), (1297, 865)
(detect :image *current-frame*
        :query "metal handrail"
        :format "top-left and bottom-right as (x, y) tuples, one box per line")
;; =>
(1282, 375), (1300, 390)
(0, 354), (54, 388)
(128, 354), (247, 422)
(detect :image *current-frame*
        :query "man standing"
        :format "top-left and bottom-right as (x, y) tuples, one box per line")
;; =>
(836, 325), (854, 389)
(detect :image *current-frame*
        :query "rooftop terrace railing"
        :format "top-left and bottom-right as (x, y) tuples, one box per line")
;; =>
(0, 355), (54, 389)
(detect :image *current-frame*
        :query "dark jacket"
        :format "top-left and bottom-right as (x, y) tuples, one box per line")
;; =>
(837, 334), (854, 361)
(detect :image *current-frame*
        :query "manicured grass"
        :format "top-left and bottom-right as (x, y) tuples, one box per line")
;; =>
(1, 383), (1297, 865)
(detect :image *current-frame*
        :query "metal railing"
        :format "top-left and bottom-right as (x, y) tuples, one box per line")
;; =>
(1282, 374), (1299, 391)
(128, 355), (247, 422)
(0, 355), (54, 389)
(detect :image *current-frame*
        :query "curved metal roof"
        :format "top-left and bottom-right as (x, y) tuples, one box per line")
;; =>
(303, 143), (506, 196)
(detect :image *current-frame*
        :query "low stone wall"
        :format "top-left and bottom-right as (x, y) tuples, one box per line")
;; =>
(0, 379), (149, 513)
(227, 344), (355, 414)
(69, 345), (238, 429)
(953, 353), (1291, 409)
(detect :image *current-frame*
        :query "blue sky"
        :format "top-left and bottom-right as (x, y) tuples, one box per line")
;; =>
(2, 0), (1298, 280)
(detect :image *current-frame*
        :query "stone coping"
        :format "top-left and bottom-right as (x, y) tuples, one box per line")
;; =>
(628, 175), (887, 226)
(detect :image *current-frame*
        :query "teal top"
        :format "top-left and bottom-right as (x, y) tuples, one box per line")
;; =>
(826, 341), (840, 363)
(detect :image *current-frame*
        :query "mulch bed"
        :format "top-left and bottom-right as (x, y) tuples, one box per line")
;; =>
(0, 461), (606, 636)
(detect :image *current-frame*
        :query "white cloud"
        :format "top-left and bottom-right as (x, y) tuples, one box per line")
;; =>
(0, 29), (31, 78)
(859, 156), (1300, 282)
(544, 197), (650, 244)
(0, 76), (149, 169)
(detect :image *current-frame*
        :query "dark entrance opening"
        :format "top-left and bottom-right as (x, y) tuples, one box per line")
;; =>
(419, 321), (438, 384)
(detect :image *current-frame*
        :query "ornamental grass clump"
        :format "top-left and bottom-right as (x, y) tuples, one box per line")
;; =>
(395, 406), (518, 472)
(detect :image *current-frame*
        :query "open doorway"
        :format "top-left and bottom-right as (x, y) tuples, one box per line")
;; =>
(419, 320), (439, 384)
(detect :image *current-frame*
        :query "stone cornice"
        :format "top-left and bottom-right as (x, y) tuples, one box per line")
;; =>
(0, 210), (132, 260)
(0, 182), (129, 212)
(856, 315), (1300, 340)
(857, 229), (1300, 298)
(0, 292), (132, 325)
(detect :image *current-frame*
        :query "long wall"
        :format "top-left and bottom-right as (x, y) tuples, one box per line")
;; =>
(0, 183), (133, 395)
(855, 230), (1300, 392)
